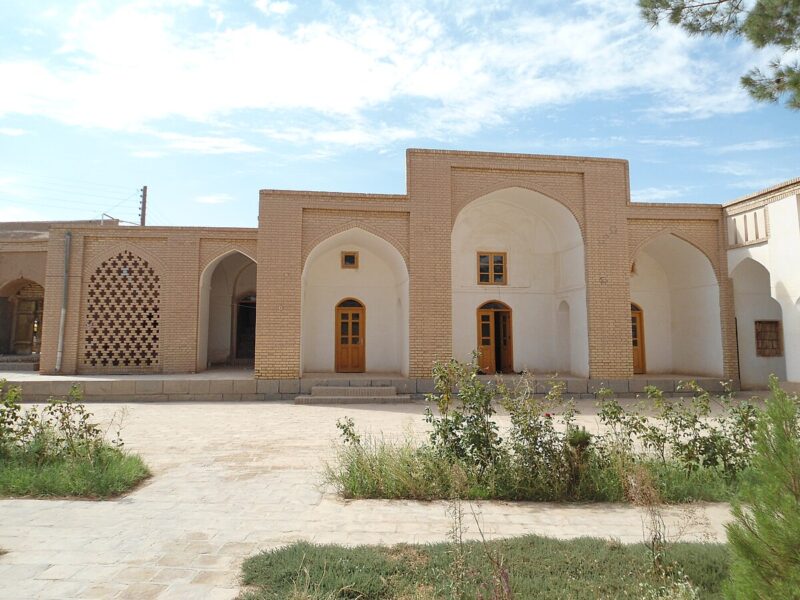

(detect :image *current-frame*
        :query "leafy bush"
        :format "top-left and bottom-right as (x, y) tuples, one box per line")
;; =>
(0, 379), (149, 498)
(725, 375), (800, 599)
(327, 359), (766, 504)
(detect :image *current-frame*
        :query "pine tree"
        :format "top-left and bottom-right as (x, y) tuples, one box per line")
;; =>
(725, 375), (800, 599)
(639, 0), (800, 110)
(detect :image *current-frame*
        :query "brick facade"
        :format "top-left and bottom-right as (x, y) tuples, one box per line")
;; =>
(3, 149), (756, 383)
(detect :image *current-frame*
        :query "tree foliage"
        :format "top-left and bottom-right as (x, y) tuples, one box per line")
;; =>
(725, 375), (800, 599)
(639, 0), (800, 109)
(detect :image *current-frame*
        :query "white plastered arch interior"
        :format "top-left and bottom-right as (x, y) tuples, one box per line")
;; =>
(196, 250), (257, 370)
(731, 257), (786, 388)
(630, 233), (723, 376)
(301, 227), (409, 375)
(451, 187), (589, 376)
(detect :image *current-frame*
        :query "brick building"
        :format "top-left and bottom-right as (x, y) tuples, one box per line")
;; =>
(1, 149), (797, 392)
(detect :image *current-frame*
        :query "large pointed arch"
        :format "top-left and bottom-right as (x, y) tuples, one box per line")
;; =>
(301, 227), (409, 375)
(630, 232), (723, 376)
(452, 186), (589, 376)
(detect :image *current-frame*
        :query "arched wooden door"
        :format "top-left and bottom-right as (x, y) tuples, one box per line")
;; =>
(477, 301), (513, 374)
(335, 298), (365, 373)
(631, 303), (646, 374)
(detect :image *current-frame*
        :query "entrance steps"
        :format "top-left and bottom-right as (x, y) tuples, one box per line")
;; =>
(294, 385), (413, 405)
(0, 354), (39, 372)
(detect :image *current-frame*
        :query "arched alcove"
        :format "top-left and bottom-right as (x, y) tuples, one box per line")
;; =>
(0, 278), (44, 356)
(732, 258), (786, 388)
(630, 233), (723, 376)
(197, 250), (257, 370)
(301, 227), (409, 375)
(451, 187), (589, 376)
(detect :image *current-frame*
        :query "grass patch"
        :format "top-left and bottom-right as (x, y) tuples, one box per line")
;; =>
(0, 448), (150, 499)
(324, 437), (741, 503)
(241, 536), (730, 599)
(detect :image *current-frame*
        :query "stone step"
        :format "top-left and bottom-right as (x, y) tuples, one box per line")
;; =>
(295, 394), (412, 405)
(310, 385), (396, 397)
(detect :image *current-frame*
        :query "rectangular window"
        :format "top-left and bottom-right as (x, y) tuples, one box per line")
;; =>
(341, 251), (359, 269)
(755, 320), (783, 357)
(477, 252), (507, 285)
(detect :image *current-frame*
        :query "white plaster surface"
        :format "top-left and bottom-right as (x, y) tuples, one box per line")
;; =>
(728, 193), (800, 384)
(0, 401), (734, 599)
(451, 188), (589, 376)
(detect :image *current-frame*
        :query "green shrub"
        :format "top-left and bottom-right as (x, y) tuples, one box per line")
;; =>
(326, 360), (764, 504)
(0, 379), (149, 498)
(725, 375), (800, 599)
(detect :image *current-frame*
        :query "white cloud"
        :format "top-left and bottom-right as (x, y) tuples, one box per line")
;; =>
(707, 162), (756, 177)
(0, 204), (45, 222)
(0, 127), (27, 136)
(0, 0), (761, 148)
(156, 132), (262, 154)
(631, 186), (691, 202)
(194, 193), (233, 204)
(715, 140), (791, 153)
(253, 0), (294, 15)
(638, 137), (702, 148)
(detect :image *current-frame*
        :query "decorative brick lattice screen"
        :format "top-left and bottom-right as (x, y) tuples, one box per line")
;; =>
(82, 250), (161, 370)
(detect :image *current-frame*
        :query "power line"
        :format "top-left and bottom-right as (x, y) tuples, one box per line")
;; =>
(1, 168), (135, 193)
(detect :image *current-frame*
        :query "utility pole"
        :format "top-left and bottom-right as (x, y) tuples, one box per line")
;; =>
(139, 185), (148, 226)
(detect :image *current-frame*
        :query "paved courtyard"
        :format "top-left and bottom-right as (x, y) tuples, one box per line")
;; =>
(1, 401), (733, 599)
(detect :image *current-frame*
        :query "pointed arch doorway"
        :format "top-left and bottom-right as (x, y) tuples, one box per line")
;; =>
(477, 301), (513, 374)
(335, 298), (365, 373)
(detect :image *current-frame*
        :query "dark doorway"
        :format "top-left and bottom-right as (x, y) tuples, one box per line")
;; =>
(235, 294), (256, 362)
(477, 301), (513, 374)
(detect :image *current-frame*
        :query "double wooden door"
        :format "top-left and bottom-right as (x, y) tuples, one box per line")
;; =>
(477, 302), (513, 374)
(335, 299), (365, 373)
(13, 299), (43, 355)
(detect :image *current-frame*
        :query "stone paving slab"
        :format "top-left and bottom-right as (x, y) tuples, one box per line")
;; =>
(0, 401), (734, 599)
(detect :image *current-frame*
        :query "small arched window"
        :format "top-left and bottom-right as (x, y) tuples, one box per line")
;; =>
(337, 298), (364, 308)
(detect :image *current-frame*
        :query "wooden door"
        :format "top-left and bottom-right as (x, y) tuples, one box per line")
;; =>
(335, 302), (365, 373)
(631, 304), (645, 374)
(477, 309), (495, 373)
(12, 299), (37, 355)
(497, 310), (513, 374)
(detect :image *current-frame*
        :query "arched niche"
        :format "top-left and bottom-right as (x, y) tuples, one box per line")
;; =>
(197, 250), (257, 370)
(630, 233), (723, 376)
(731, 258), (786, 388)
(451, 187), (589, 376)
(301, 227), (409, 375)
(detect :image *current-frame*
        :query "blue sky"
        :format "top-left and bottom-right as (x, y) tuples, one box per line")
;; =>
(1, 0), (798, 227)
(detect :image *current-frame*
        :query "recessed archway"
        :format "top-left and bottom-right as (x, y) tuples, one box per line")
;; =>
(301, 228), (408, 375)
(731, 258), (786, 388)
(197, 251), (257, 370)
(630, 233), (723, 376)
(0, 278), (44, 356)
(452, 187), (589, 376)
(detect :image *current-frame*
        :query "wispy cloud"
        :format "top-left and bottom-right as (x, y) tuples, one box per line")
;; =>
(194, 193), (234, 204)
(0, 127), (27, 136)
(706, 162), (756, 177)
(156, 132), (262, 154)
(637, 137), (702, 148)
(715, 139), (791, 153)
(253, 1), (294, 16)
(631, 186), (692, 202)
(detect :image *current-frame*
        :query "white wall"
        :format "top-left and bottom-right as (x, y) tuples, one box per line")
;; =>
(728, 193), (800, 384)
(451, 187), (589, 376)
(197, 251), (256, 370)
(301, 228), (408, 375)
(631, 234), (723, 376)
(731, 258), (786, 388)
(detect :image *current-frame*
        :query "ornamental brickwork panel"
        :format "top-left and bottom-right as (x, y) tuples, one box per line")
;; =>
(81, 250), (161, 371)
